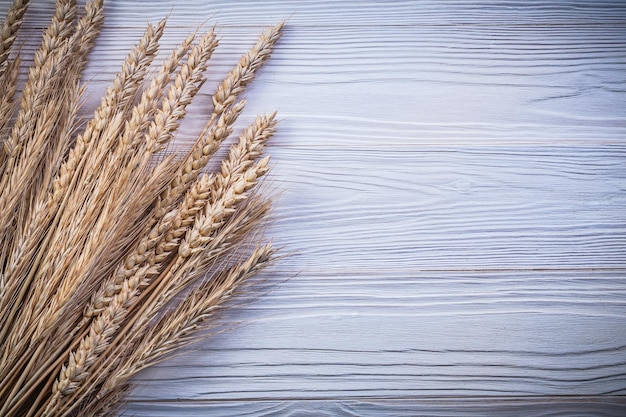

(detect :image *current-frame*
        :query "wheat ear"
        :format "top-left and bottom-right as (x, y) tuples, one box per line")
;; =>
(212, 22), (284, 114)
(0, 0), (30, 78)
(0, 55), (19, 157)
(145, 28), (218, 154)
(0, 0), (28, 133)
(158, 100), (247, 214)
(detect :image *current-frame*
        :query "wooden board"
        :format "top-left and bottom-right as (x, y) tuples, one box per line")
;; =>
(4, 0), (626, 414)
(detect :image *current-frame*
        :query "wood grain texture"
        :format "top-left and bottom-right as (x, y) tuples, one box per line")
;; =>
(122, 398), (626, 417)
(3, 0), (625, 414)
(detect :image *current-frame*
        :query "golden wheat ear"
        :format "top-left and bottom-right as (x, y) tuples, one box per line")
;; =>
(0, 0), (30, 171)
(0, 0), (30, 78)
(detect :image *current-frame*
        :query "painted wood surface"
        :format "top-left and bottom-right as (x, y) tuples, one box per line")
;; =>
(5, 0), (626, 414)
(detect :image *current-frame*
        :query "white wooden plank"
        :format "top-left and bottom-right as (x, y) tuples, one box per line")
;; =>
(17, 1), (626, 28)
(265, 146), (626, 271)
(122, 398), (626, 417)
(80, 24), (626, 146)
(7, 3), (626, 146)
(124, 269), (626, 402)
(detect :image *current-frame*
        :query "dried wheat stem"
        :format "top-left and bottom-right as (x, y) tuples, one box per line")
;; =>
(0, 55), (19, 155)
(0, 95), (103, 417)
(2, 197), (44, 295)
(72, 0), (105, 60)
(0, 0), (103, 253)
(48, 31), (193, 251)
(106, 244), (275, 390)
(72, 197), (271, 417)
(76, 211), (269, 416)
(41, 156), (181, 411)
(38, 82), (84, 203)
(0, 0), (30, 77)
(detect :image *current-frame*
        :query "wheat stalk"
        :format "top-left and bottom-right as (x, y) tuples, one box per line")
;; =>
(0, 2), (285, 415)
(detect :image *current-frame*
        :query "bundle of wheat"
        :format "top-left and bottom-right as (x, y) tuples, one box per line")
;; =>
(0, 0), (282, 415)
